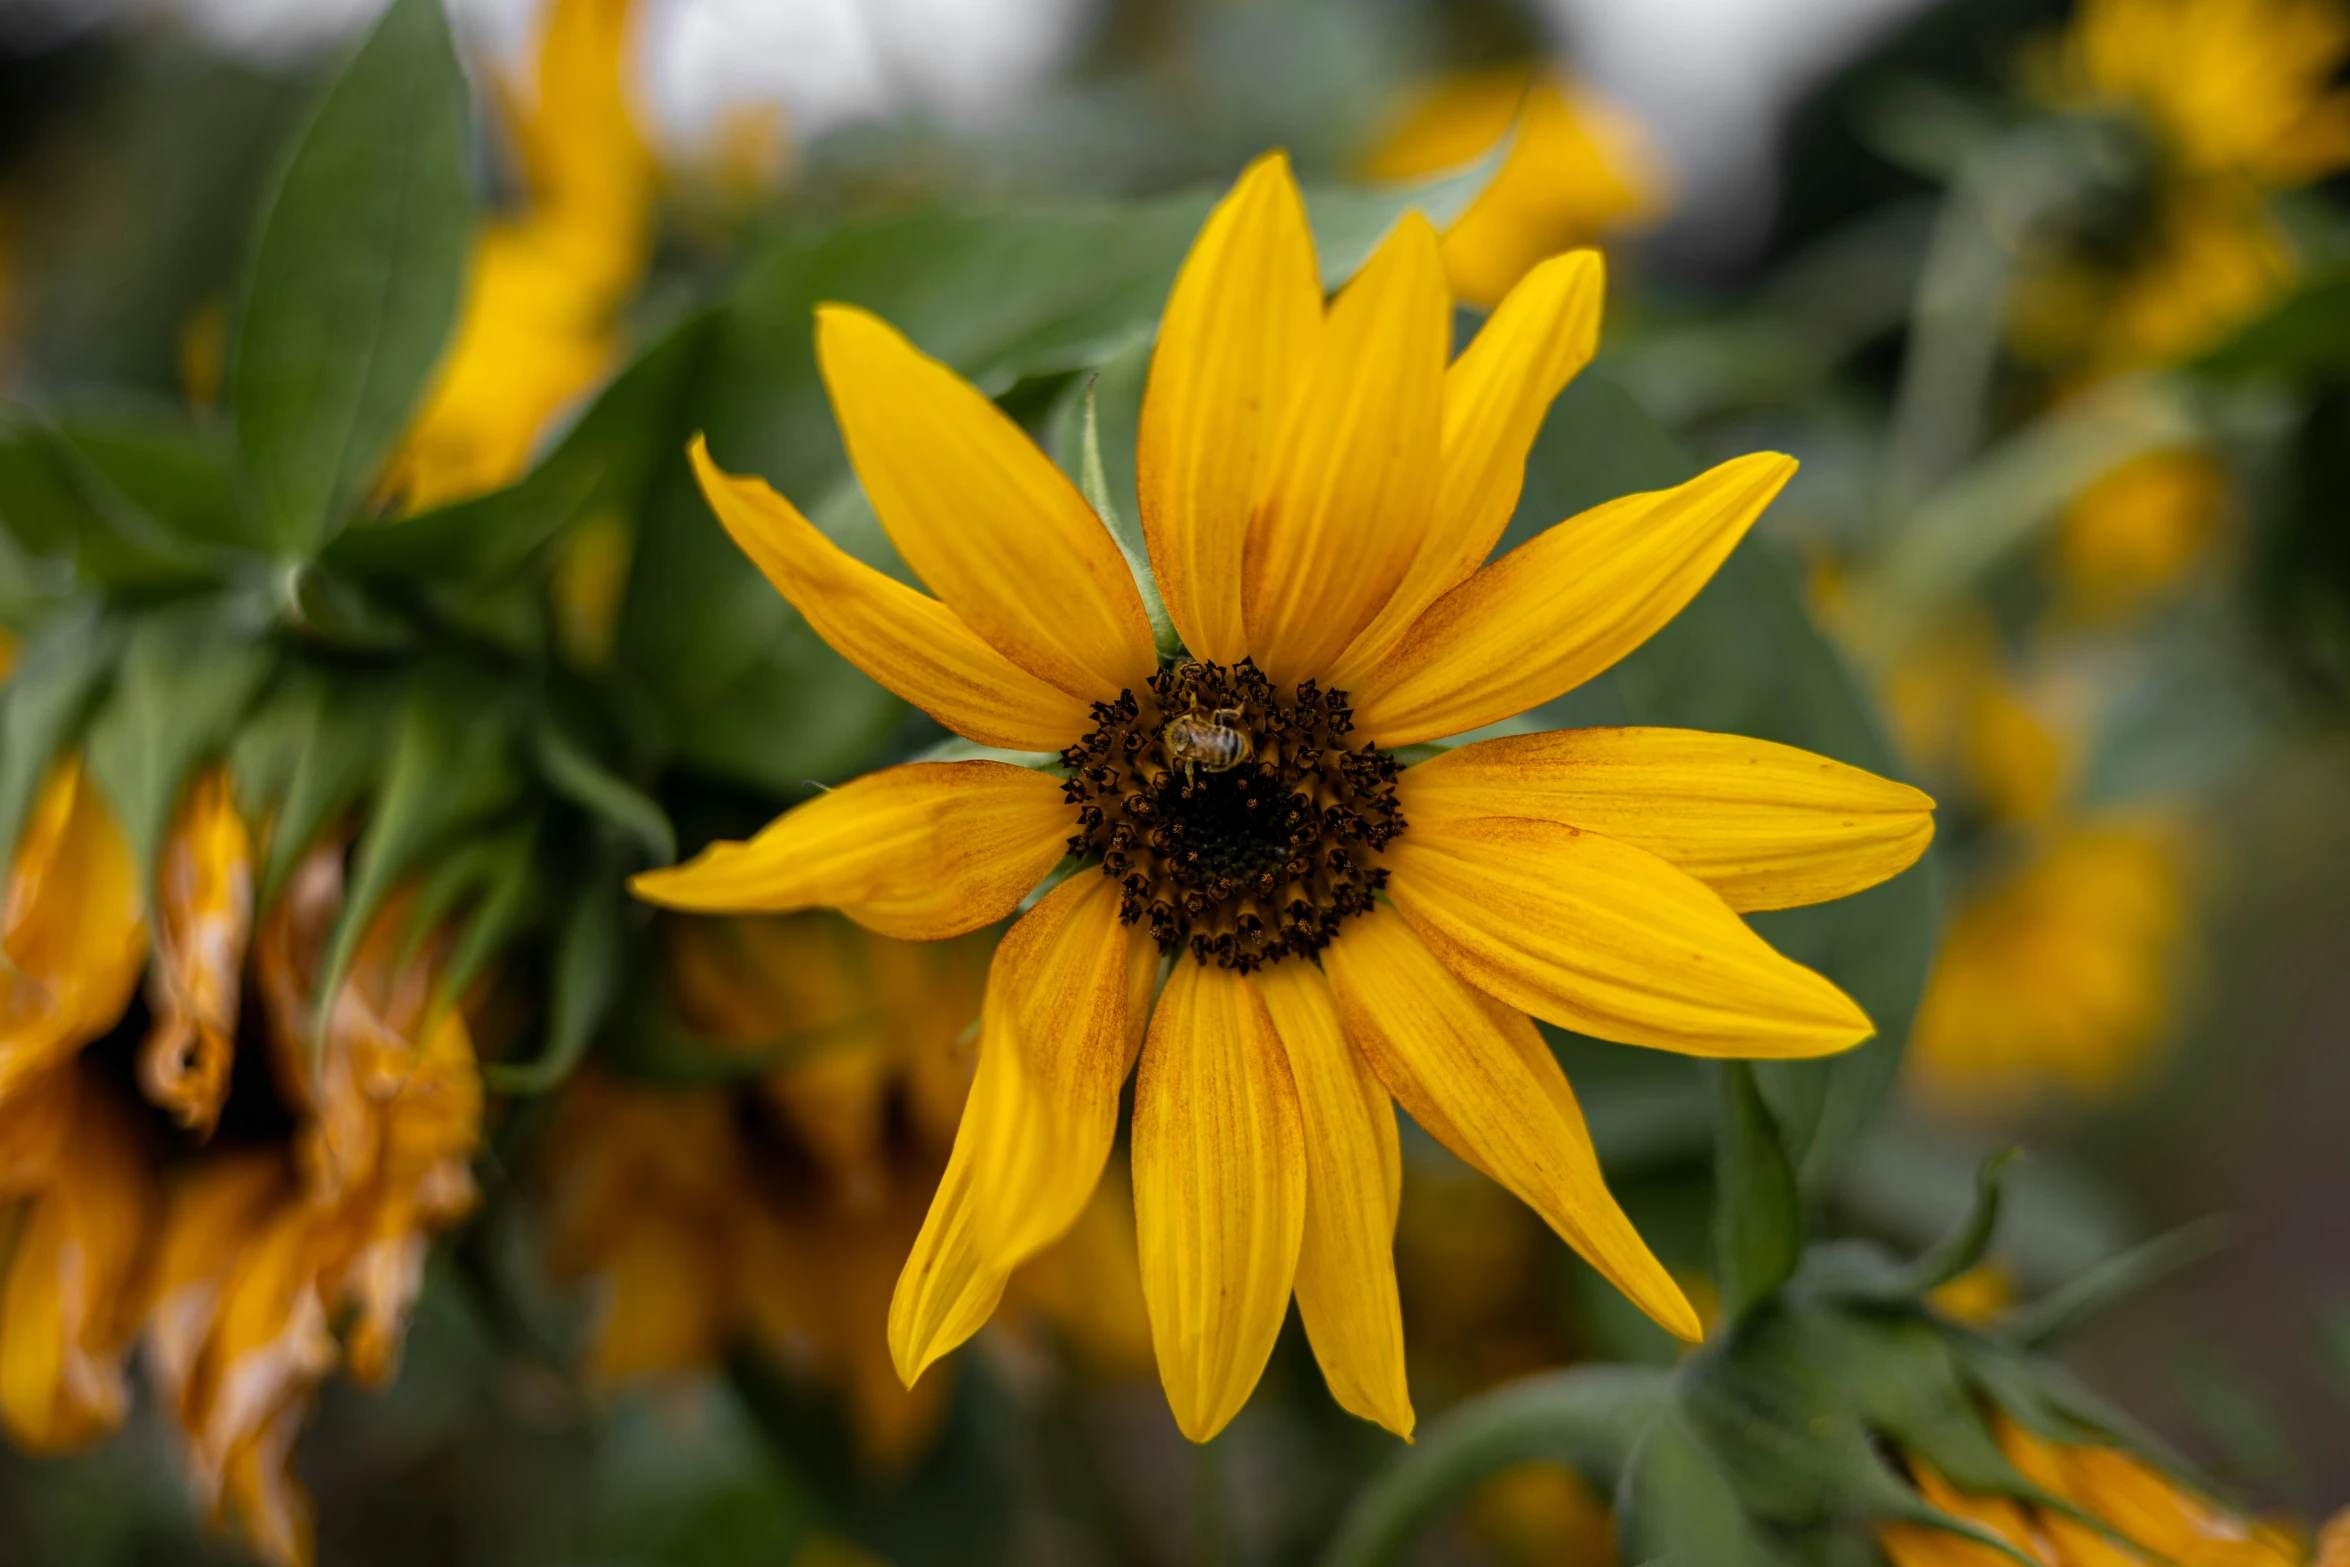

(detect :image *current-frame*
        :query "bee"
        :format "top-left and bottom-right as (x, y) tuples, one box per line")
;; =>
(1162, 705), (1253, 783)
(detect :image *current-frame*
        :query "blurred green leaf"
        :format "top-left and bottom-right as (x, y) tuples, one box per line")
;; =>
(534, 716), (675, 866)
(1715, 1063), (1804, 1319)
(485, 858), (623, 1094)
(47, 411), (252, 553)
(1317, 1367), (1669, 1567)
(231, 0), (471, 556)
(231, 663), (399, 909)
(82, 599), (275, 876)
(0, 406), (224, 587)
(0, 603), (118, 863)
(1525, 368), (1942, 1187)
(2197, 266), (2350, 380)
(1615, 1413), (1791, 1567)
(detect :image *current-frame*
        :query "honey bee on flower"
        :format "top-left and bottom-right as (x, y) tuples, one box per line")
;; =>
(634, 151), (1937, 1443)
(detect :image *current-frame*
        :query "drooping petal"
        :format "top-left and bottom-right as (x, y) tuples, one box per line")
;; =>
(1132, 961), (1306, 1442)
(1395, 728), (1936, 912)
(1322, 910), (1698, 1341)
(142, 767), (255, 1136)
(1139, 151), (1323, 666)
(888, 875), (1145, 1384)
(630, 762), (1073, 939)
(817, 305), (1157, 700)
(689, 439), (1092, 751)
(1350, 452), (1797, 747)
(1254, 962), (1412, 1439)
(1243, 214), (1449, 684)
(1334, 250), (1606, 684)
(0, 761), (148, 1100)
(1382, 815), (1873, 1057)
(969, 873), (1149, 1266)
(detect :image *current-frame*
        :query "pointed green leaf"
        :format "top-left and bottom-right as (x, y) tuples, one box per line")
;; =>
(82, 601), (275, 878)
(1854, 1148), (2022, 1303)
(483, 860), (622, 1094)
(1716, 1062), (1805, 1319)
(0, 407), (222, 587)
(534, 718), (674, 866)
(232, 667), (399, 909)
(0, 604), (119, 863)
(2006, 1219), (2229, 1350)
(1615, 1414), (1792, 1567)
(232, 0), (471, 555)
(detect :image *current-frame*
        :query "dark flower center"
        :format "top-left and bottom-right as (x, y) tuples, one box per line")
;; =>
(1059, 658), (1405, 972)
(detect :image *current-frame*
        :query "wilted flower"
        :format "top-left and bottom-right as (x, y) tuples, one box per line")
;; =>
(637, 152), (1934, 1441)
(141, 766), (254, 1135)
(0, 760), (146, 1098)
(1363, 65), (1670, 310)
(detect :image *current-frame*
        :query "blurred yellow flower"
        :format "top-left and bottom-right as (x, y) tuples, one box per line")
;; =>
(0, 759), (147, 1099)
(638, 152), (1932, 1443)
(1909, 823), (2188, 1111)
(384, 0), (654, 510)
(2057, 448), (2230, 617)
(1363, 65), (1670, 309)
(1881, 1416), (2301, 1566)
(1465, 1461), (1616, 1567)
(1926, 1262), (2016, 1323)
(540, 913), (1150, 1468)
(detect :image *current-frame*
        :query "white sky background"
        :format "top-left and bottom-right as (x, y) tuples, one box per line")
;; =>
(9, 0), (1936, 251)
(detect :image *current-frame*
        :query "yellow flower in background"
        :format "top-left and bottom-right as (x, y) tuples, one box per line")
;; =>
(0, 1065), (157, 1454)
(140, 766), (254, 1136)
(1881, 1416), (2300, 1566)
(149, 841), (484, 1567)
(0, 759), (147, 1099)
(2057, 448), (2230, 617)
(540, 913), (1150, 1466)
(2054, 0), (2350, 182)
(1909, 823), (2188, 1112)
(1363, 65), (1670, 310)
(638, 153), (1934, 1442)
(1464, 1461), (1617, 1567)
(384, 0), (655, 510)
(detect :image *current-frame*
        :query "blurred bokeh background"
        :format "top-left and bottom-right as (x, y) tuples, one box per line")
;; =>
(2, 0), (2348, 1563)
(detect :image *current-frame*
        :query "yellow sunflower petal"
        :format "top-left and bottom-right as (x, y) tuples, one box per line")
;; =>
(1350, 452), (1797, 747)
(1254, 962), (1413, 1439)
(1243, 213), (1449, 684)
(1132, 961), (1306, 1443)
(817, 305), (1157, 700)
(887, 1032), (1023, 1385)
(1395, 728), (1935, 912)
(689, 439), (1092, 750)
(1334, 250), (1606, 683)
(629, 762), (1072, 938)
(970, 874), (1148, 1266)
(1139, 151), (1323, 666)
(1323, 909), (1698, 1341)
(1383, 815), (1873, 1057)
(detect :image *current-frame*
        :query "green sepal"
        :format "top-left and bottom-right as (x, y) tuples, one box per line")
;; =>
(422, 820), (541, 1045)
(0, 407), (224, 589)
(81, 599), (275, 880)
(1842, 1147), (2021, 1304)
(231, 0), (471, 557)
(306, 663), (526, 1069)
(277, 560), (416, 649)
(483, 855), (625, 1095)
(0, 603), (120, 864)
(2003, 1218), (2229, 1350)
(533, 717), (675, 867)
(1316, 1367), (1670, 1567)
(1616, 1412), (1795, 1567)
(230, 665), (399, 911)
(1714, 1061), (1805, 1319)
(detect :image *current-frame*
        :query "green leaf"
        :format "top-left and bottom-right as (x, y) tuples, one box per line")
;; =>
(484, 861), (623, 1094)
(231, 0), (471, 556)
(2196, 265), (2350, 380)
(534, 717), (675, 865)
(0, 406), (224, 587)
(1316, 1367), (1670, 1567)
(82, 600), (275, 877)
(426, 821), (539, 1040)
(48, 410), (253, 553)
(1614, 1413), (1792, 1567)
(1521, 368), (1942, 1187)
(1715, 1063), (1804, 1319)
(231, 665), (399, 909)
(0, 604), (119, 863)
(309, 663), (525, 1060)
(2004, 1219), (2230, 1349)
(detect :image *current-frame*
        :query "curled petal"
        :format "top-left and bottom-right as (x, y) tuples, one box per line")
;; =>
(1351, 452), (1796, 747)
(818, 305), (1157, 700)
(630, 762), (1074, 939)
(1396, 728), (1934, 912)
(1139, 151), (1323, 666)
(1132, 961), (1305, 1442)
(1383, 815), (1873, 1057)
(1323, 910), (1697, 1341)
(690, 439), (1092, 751)
(142, 767), (255, 1135)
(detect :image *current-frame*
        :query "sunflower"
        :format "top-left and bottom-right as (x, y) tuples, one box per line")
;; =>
(635, 152), (1935, 1442)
